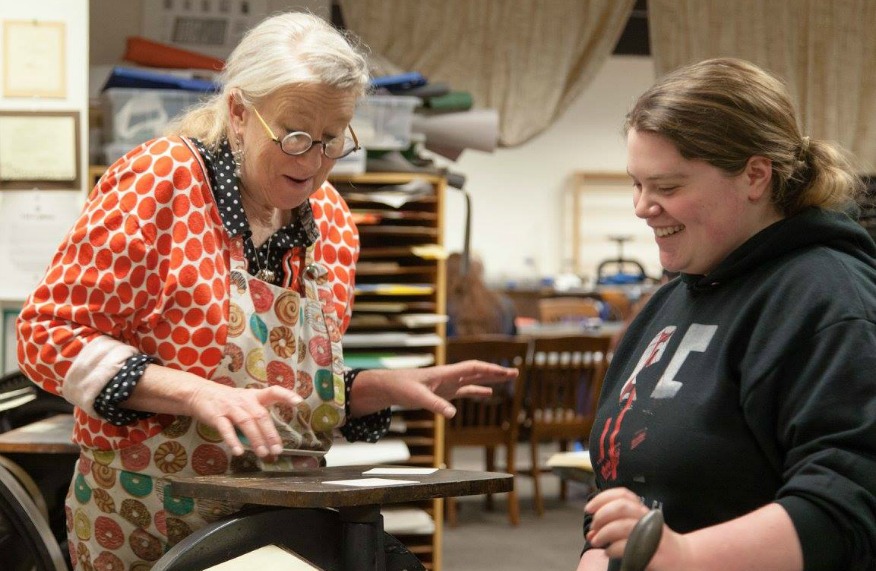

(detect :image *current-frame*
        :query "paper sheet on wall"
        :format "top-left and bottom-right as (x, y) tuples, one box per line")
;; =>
(0, 191), (80, 300)
(2, 20), (67, 98)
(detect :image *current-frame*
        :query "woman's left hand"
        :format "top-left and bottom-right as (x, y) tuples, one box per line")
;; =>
(350, 361), (518, 418)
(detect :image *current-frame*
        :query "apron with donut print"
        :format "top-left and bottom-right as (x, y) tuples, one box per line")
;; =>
(65, 235), (346, 570)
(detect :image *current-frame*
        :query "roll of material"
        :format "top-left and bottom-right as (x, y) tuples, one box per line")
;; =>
(388, 82), (451, 99)
(412, 108), (499, 160)
(424, 91), (473, 112)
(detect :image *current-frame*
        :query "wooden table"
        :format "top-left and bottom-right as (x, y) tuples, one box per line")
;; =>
(0, 414), (77, 455)
(167, 466), (513, 571)
(0, 413), (78, 517)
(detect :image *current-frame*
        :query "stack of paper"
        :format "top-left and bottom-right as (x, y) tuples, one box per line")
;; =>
(395, 313), (448, 327)
(344, 352), (435, 369)
(342, 333), (442, 348)
(0, 386), (36, 413)
(356, 261), (401, 273)
(324, 439), (411, 467)
(355, 283), (435, 295)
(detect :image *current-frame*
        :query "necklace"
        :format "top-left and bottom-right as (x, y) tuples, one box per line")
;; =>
(253, 236), (276, 283)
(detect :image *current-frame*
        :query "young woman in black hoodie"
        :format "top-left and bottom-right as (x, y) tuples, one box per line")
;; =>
(578, 58), (876, 571)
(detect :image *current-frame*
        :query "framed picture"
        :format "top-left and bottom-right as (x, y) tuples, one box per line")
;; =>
(564, 171), (660, 282)
(0, 111), (80, 190)
(2, 20), (67, 99)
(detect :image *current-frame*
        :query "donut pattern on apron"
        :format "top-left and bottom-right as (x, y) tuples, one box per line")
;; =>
(66, 235), (346, 570)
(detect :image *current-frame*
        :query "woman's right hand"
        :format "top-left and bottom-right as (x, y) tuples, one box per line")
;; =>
(186, 381), (302, 457)
(123, 364), (302, 458)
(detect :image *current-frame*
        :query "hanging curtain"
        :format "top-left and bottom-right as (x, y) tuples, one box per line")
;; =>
(338, 0), (635, 147)
(648, 0), (876, 172)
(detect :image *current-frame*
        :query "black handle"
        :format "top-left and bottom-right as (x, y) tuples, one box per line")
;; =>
(609, 509), (664, 571)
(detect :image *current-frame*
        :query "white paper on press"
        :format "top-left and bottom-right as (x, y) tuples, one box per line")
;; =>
(363, 467), (438, 476)
(324, 477), (419, 487)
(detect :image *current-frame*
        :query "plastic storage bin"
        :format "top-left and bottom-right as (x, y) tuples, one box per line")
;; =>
(101, 88), (206, 145)
(329, 148), (366, 175)
(102, 141), (136, 166)
(351, 95), (420, 150)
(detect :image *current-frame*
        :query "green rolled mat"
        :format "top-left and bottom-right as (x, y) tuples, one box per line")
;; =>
(424, 91), (473, 111)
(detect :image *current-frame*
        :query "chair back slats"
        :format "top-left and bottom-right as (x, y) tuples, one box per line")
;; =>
(537, 297), (603, 324)
(525, 335), (610, 439)
(445, 336), (530, 437)
(520, 334), (610, 515)
(444, 333), (612, 520)
(443, 335), (531, 525)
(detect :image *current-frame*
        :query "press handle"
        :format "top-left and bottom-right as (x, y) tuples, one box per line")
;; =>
(610, 509), (664, 571)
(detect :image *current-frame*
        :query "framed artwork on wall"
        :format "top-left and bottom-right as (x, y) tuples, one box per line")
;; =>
(0, 111), (80, 191)
(564, 171), (661, 283)
(2, 20), (67, 99)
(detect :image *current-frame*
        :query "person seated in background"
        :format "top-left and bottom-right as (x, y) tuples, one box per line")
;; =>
(445, 252), (518, 337)
(579, 57), (876, 570)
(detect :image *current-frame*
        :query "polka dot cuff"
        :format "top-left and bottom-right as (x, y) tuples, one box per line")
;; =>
(340, 369), (391, 443)
(94, 354), (157, 426)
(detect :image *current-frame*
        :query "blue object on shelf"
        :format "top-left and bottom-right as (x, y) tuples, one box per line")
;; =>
(371, 72), (427, 91)
(596, 235), (651, 286)
(597, 272), (648, 286)
(102, 66), (220, 93)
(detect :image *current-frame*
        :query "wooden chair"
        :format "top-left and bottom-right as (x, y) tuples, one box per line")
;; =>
(596, 288), (632, 321)
(444, 335), (530, 526)
(538, 296), (603, 324)
(521, 335), (611, 515)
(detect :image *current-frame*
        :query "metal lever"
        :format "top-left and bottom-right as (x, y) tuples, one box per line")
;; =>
(614, 509), (664, 571)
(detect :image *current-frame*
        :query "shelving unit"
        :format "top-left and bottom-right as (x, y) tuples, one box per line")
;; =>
(330, 172), (447, 571)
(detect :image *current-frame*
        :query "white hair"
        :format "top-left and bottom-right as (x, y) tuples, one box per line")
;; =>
(169, 11), (370, 147)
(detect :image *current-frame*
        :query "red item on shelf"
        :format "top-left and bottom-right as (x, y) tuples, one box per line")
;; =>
(124, 36), (225, 71)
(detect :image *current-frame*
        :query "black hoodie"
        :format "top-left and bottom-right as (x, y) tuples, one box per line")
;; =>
(589, 208), (876, 570)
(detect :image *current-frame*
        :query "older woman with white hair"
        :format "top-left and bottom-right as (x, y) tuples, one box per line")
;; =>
(17, 12), (515, 569)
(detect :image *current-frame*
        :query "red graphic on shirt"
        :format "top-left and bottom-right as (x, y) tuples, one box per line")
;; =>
(598, 326), (675, 481)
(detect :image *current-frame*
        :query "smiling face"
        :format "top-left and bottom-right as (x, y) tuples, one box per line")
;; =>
(229, 83), (358, 212)
(627, 128), (782, 276)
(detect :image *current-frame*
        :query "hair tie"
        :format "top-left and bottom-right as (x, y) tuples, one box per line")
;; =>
(799, 136), (811, 158)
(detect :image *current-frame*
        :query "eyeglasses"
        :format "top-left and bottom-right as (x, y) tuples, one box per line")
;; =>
(251, 106), (360, 160)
